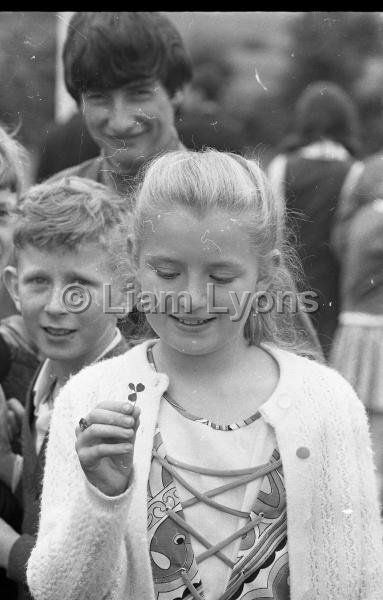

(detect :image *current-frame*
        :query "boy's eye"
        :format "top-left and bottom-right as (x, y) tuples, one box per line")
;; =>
(72, 278), (90, 287)
(28, 277), (48, 286)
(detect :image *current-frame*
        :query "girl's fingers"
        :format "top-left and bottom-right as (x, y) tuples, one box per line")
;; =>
(75, 423), (137, 444)
(87, 409), (135, 428)
(93, 399), (141, 416)
(77, 441), (134, 465)
(75, 407), (140, 436)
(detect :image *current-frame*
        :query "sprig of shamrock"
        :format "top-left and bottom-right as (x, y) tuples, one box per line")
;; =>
(128, 382), (145, 402)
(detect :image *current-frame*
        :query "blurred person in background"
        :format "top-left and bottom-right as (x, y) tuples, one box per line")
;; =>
(0, 125), (39, 600)
(330, 154), (383, 505)
(176, 63), (246, 154)
(0, 126), (40, 410)
(267, 81), (361, 359)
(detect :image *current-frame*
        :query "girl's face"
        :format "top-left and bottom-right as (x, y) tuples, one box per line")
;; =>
(137, 207), (266, 357)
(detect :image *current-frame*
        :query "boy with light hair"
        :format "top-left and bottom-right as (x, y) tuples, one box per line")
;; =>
(0, 176), (132, 599)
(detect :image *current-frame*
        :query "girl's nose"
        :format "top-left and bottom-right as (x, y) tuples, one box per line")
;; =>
(185, 278), (207, 313)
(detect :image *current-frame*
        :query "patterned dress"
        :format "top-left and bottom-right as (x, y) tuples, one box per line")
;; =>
(146, 347), (289, 600)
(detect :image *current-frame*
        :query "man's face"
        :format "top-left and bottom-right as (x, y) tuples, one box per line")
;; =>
(81, 79), (179, 174)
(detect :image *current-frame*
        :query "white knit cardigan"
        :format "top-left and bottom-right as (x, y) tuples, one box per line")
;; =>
(27, 340), (383, 600)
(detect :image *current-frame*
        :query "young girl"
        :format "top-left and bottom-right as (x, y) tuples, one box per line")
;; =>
(27, 150), (383, 600)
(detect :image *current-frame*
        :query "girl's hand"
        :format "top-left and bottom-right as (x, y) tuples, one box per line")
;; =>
(75, 400), (140, 497)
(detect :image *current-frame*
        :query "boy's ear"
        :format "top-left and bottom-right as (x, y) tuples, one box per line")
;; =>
(3, 266), (21, 312)
(256, 249), (281, 291)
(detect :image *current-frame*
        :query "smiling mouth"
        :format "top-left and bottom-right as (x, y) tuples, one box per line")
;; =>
(43, 326), (76, 337)
(170, 315), (215, 326)
(109, 126), (148, 144)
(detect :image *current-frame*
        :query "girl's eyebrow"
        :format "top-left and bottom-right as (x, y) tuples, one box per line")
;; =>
(145, 255), (181, 265)
(146, 255), (243, 270)
(207, 260), (243, 270)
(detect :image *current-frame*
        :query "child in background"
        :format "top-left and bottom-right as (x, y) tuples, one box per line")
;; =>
(0, 125), (36, 600)
(28, 151), (383, 600)
(0, 124), (40, 409)
(0, 176), (132, 599)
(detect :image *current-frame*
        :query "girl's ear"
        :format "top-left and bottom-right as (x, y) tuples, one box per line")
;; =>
(3, 266), (21, 312)
(257, 249), (281, 291)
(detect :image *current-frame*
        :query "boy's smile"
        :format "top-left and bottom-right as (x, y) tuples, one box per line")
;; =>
(7, 242), (120, 374)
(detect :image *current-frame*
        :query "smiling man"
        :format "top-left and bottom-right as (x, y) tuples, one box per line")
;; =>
(46, 12), (193, 196)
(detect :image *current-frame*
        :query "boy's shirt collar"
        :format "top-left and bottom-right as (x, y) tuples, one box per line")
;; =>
(33, 327), (122, 412)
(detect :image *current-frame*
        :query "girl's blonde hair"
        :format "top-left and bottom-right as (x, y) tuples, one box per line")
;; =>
(132, 149), (315, 355)
(0, 125), (29, 196)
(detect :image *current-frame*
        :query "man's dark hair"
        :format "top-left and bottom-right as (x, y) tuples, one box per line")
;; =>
(63, 12), (193, 103)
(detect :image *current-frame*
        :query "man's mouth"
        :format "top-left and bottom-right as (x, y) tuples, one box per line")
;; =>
(43, 326), (76, 337)
(109, 124), (148, 144)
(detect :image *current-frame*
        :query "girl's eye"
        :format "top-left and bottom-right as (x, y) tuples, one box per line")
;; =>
(155, 269), (179, 280)
(210, 275), (235, 284)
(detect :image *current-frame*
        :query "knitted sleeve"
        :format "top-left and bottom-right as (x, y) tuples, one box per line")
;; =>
(313, 367), (383, 599)
(26, 375), (134, 600)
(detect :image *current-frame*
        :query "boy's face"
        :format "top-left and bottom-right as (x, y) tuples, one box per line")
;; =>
(0, 188), (18, 272)
(5, 242), (122, 369)
(82, 79), (180, 175)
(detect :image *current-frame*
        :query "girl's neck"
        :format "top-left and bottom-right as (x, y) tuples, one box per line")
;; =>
(153, 336), (252, 381)
(152, 337), (279, 423)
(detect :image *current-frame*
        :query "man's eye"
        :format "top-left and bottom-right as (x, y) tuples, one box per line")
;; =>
(0, 209), (10, 219)
(85, 92), (108, 103)
(132, 88), (153, 99)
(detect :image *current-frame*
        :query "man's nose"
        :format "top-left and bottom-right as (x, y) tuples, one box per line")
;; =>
(106, 98), (139, 137)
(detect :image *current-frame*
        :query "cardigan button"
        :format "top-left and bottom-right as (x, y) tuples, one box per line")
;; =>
(296, 446), (310, 459)
(277, 394), (291, 409)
